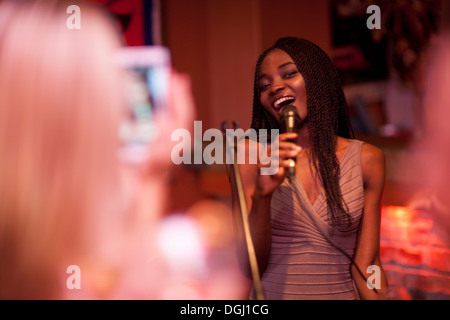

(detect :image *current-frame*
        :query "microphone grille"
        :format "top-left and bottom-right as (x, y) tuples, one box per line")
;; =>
(280, 105), (301, 133)
(280, 105), (298, 120)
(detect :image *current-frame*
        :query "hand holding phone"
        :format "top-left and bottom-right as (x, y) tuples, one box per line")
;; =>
(117, 46), (171, 164)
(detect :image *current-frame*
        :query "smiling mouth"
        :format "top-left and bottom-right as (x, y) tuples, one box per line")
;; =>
(273, 96), (296, 113)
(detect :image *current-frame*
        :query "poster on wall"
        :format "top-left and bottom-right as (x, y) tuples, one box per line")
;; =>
(86, 0), (161, 46)
(331, 0), (440, 87)
(331, 0), (388, 85)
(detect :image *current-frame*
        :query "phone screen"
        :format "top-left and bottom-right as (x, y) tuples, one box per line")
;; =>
(117, 46), (170, 163)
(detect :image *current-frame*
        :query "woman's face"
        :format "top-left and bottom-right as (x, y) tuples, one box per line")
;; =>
(258, 49), (307, 123)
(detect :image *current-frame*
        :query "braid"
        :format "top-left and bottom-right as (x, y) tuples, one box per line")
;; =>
(251, 37), (354, 230)
(251, 47), (280, 132)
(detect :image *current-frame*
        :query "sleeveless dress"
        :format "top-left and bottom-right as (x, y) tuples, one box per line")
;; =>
(251, 139), (365, 300)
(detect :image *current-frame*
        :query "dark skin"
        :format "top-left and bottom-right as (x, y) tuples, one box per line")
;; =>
(231, 49), (388, 299)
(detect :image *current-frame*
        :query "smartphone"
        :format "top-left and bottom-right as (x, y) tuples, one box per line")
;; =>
(117, 46), (171, 163)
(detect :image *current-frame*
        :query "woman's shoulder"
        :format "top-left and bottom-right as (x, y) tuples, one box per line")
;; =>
(340, 137), (384, 159)
(359, 140), (385, 164)
(357, 140), (386, 184)
(337, 137), (385, 169)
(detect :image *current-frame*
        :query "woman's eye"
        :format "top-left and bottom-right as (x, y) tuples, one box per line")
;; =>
(259, 82), (270, 92)
(283, 70), (298, 79)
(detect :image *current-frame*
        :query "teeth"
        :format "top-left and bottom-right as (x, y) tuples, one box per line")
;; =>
(274, 96), (295, 109)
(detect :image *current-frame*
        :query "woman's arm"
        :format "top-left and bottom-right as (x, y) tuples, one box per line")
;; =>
(351, 143), (389, 299)
(229, 134), (300, 278)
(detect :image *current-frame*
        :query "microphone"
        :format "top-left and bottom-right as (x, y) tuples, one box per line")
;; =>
(279, 105), (301, 181)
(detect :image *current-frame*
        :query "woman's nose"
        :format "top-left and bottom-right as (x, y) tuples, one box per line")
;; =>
(270, 80), (285, 95)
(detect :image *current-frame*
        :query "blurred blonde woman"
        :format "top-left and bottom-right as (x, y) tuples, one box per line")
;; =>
(0, 0), (128, 299)
(0, 0), (247, 300)
(0, 0), (205, 299)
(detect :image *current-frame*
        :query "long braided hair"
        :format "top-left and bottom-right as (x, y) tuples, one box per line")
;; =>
(251, 37), (354, 230)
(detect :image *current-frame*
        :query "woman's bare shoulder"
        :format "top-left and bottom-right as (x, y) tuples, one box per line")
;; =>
(360, 141), (386, 186)
(361, 142), (385, 165)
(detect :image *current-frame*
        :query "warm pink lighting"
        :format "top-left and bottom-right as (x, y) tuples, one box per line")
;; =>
(380, 205), (450, 299)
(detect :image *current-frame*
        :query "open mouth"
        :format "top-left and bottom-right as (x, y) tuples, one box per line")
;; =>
(273, 96), (296, 113)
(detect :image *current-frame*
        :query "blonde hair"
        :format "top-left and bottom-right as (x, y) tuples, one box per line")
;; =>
(0, 0), (126, 298)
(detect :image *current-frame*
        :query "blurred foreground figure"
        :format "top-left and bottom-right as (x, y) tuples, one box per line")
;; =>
(415, 33), (450, 245)
(383, 33), (450, 300)
(0, 0), (246, 299)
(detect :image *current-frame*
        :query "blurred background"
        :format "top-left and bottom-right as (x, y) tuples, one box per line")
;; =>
(89, 0), (449, 299)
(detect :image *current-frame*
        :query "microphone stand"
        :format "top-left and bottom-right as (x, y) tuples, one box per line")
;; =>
(222, 121), (265, 301)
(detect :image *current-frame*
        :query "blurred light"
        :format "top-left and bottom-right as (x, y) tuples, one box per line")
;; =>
(156, 214), (207, 275)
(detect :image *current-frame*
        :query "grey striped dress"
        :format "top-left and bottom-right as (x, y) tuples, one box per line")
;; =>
(251, 139), (365, 300)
